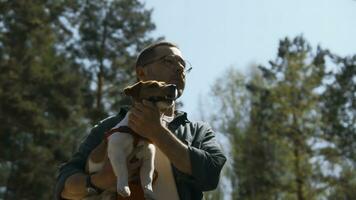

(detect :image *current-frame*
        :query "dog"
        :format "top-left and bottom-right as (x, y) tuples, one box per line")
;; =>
(84, 81), (178, 200)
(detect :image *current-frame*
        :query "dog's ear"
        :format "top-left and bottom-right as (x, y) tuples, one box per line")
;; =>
(123, 81), (142, 98)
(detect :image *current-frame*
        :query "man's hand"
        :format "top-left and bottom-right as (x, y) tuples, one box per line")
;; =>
(127, 100), (192, 175)
(128, 100), (165, 141)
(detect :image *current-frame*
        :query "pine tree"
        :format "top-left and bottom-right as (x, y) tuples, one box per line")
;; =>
(206, 36), (329, 200)
(238, 69), (287, 200)
(205, 67), (251, 200)
(320, 54), (356, 199)
(256, 36), (327, 200)
(0, 1), (159, 199)
(68, 0), (159, 123)
(0, 1), (87, 199)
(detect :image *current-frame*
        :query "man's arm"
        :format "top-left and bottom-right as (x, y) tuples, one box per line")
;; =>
(128, 101), (226, 191)
(186, 122), (227, 191)
(60, 161), (118, 199)
(128, 101), (192, 174)
(55, 123), (103, 199)
(55, 115), (141, 199)
(150, 125), (192, 175)
(55, 116), (118, 200)
(60, 173), (87, 199)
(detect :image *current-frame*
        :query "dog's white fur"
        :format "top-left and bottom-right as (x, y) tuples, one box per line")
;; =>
(87, 111), (156, 199)
(85, 81), (177, 200)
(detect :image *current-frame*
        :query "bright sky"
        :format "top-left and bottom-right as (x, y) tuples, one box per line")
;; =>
(145, 0), (356, 121)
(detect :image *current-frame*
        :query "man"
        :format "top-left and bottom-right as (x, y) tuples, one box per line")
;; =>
(55, 41), (226, 200)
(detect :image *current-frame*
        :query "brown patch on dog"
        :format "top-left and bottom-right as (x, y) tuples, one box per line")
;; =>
(123, 81), (142, 99)
(123, 81), (176, 103)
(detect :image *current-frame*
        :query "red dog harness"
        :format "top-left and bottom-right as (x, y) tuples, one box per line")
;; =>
(104, 126), (151, 147)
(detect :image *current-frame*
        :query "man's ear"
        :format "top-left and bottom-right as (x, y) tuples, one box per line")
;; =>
(123, 81), (142, 98)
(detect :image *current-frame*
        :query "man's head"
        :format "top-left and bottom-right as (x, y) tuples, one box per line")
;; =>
(135, 41), (186, 98)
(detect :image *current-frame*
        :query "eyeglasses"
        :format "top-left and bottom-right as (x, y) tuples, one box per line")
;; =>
(142, 54), (193, 74)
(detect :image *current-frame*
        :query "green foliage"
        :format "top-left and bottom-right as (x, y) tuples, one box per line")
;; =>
(236, 70), (287, 200)
(319, 54), (356, 199)
(321, 55), (355, 160)
(0, 1), (86, 199)
(207, 36), (356, 200)
(0, 0), (157, 199)
(206, 68), (250, 200)
(66, 0), (159, 122)
(254, 36), (327, 200)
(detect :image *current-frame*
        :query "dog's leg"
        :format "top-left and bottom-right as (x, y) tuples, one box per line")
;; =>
(139, 142), (156, 200)
(107, 133), (133, 197)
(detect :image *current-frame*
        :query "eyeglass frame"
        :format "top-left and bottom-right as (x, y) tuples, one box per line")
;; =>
(140, 54), (193, 74)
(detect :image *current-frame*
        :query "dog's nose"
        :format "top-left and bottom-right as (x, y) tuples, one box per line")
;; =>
(167, 84), (177, 90)
(167, 84), (177, 98)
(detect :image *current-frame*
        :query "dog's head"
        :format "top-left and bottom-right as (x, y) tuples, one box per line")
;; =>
(123, 81), (178, 109)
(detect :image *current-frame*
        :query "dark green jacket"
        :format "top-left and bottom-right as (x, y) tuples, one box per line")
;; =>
(55, 107), (226, 200)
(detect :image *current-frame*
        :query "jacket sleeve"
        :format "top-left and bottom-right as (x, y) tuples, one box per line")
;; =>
(54, 124), (104, 200)
(187, 122), (227, 191)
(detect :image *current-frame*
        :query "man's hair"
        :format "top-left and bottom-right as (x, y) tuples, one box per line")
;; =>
(135, 41), (178, 68)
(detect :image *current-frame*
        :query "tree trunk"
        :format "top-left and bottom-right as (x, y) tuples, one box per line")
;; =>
(96, 70), (103, 109)
(95, 14), (108, 110)
(4, 162), (14, 200)
(294, 141), (304, 200)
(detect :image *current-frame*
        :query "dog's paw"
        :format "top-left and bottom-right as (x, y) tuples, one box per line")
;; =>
(117, 186), (131, 197)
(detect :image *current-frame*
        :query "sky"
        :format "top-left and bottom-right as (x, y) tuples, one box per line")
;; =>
(144, 0), (356, 121)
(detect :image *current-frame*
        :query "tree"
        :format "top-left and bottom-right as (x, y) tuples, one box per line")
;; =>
(238, 68), (288, 200)
(204, 67), (251, 200)
(206, 36), (330, 200)
(67, 0), (159, 122)
(256, 36), (327, 200)
(208, 66), (288, 200)
(0, 1), (86, 199)
(320, 54), (356, 199)
(0, 0), (158, 199)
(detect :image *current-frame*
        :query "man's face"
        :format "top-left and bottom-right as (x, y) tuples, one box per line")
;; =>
(137, 46), (186, 98)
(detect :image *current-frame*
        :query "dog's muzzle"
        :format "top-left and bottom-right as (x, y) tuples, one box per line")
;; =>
(147, 84), (178, 103)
